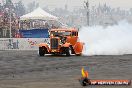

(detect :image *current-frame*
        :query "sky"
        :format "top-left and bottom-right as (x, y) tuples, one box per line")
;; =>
(4, 0), (132, 11)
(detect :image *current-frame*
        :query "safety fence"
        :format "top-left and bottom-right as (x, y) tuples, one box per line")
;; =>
(0, 38), (50, 50)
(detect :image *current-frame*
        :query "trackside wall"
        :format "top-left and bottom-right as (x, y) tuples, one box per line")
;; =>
(0, 38), (50, 50)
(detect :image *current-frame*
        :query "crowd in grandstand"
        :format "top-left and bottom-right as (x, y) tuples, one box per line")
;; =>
(0, 0), (21, 38)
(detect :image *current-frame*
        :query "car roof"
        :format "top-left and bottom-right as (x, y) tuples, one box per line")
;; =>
(50, 28), (78, 32)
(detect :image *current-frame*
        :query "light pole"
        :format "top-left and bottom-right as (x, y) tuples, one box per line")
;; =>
(84, 0), (89, 26)
(9, 8), (12, 38)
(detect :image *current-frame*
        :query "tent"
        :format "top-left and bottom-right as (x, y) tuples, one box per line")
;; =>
(20, 7), (58, 20)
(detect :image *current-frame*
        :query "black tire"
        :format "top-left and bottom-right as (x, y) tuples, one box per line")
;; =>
(65, 47), (72, 56)
(76, 53), (82, 56)
(39, 47), (45, 56)
(80, 78), (91, 86)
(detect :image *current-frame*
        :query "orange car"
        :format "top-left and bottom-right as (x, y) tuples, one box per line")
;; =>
(39, 28), (84, 56)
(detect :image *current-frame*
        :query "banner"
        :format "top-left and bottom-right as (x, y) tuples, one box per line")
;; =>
(19, 29), (49, 38)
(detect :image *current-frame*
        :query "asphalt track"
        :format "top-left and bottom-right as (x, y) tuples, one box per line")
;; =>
(0, 50), (131, 88)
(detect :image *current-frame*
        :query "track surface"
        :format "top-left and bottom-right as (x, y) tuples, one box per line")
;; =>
(0, 50), (131, 88)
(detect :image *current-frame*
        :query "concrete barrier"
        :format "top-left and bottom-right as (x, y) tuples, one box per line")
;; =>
(0, 38), (50, 50)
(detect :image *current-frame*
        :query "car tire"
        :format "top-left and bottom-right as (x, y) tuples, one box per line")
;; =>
(65, 47), (72, 56)
(39, 47), (45, 56)
(76, 53), (82, 56)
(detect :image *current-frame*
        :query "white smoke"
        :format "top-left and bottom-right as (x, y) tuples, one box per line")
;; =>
(79, 20), (132, 56)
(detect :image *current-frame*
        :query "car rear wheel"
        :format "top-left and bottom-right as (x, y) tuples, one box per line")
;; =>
(39, 47), (45, 56)
(65, 47), (72, 56)
(76, 53), (82, 56)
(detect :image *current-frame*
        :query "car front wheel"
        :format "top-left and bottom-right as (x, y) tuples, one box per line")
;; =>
(39, 47), (45, 56)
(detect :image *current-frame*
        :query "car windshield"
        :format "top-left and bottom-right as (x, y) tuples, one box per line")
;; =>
(51, 31), (71, 36)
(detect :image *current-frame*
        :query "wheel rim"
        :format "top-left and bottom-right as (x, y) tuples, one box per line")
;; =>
(69, 47), (72, 55)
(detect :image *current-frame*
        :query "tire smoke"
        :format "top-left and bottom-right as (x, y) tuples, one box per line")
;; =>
(79, 21), (132, 56)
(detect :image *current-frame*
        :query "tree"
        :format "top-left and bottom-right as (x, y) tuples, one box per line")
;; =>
(27, 1), (39, 13)
(15, 1), (26, 16)
(84, 0), (89, 26)
(130, 8), (132, 15)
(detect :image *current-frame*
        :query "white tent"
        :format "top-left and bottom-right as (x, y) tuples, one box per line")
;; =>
(20, 7), (58, 20)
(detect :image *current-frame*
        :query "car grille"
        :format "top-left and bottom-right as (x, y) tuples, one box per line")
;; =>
(51, 38), (58, 49)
